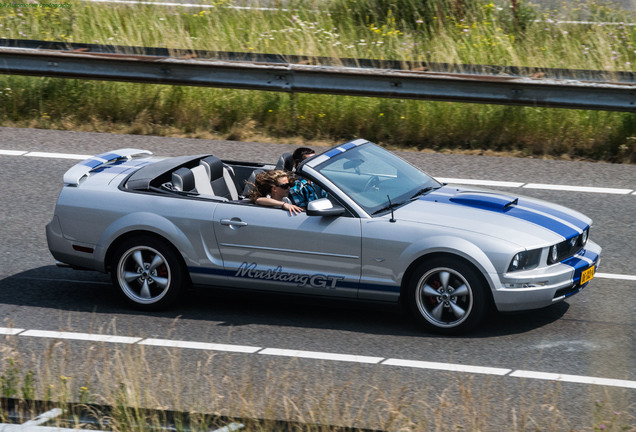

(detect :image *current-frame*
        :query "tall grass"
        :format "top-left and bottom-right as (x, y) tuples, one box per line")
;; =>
(1, 325), (635, 431)
(0, 0), (634, 161)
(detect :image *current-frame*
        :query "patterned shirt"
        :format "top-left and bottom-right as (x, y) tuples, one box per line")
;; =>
(288, 178), (327, 207)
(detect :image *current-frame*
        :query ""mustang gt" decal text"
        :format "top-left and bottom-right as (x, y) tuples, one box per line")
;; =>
(235, 262), (344, 289)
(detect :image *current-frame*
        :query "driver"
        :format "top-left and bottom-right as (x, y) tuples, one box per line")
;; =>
(288, 147), (327, 208)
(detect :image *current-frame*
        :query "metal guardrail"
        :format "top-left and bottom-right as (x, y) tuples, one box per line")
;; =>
(0, 39), (634, 112)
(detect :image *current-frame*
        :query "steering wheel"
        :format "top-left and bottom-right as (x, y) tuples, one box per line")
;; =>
(363, 175), (381, 192)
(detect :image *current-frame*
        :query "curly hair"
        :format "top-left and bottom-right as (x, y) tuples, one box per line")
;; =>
(248, 170), (290, 203)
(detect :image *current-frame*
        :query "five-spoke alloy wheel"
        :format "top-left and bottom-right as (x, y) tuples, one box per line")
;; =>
(407, 257), (487, 334)
(111, 236), (186, 310)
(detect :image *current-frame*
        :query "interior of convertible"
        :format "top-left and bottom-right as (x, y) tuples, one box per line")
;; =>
(123, 152), (295, 203)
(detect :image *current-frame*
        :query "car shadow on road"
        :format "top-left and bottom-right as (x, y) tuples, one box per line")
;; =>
(0, 266), (569, 338)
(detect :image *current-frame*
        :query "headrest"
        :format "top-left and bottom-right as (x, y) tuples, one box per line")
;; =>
(275, 152), (294, 172)
(171, 167), (195, 192)
(200, 156), (224, 180)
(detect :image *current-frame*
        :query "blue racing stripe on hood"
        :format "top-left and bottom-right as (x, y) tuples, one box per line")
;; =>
(421, 187), (587, 239)
(515, 200), (589, 231)
(502, 207), (580, 238)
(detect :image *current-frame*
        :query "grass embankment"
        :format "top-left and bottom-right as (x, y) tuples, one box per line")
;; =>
(1, 327), (635, 431)
(0, 0), (634, 161)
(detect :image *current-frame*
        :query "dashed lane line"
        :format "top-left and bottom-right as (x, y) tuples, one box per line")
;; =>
(510, 370), (636, 389)
(20, 329), (142, 344)
(25, 152), (92, 160)
(3, 327), (636, 390)
(259, 347), (384, 364)
(2, 149), (635, 196)
(596, 272), (636, 281)
(139, 337), (260, 353)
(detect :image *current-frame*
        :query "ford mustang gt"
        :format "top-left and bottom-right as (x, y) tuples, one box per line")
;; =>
(46, 139), (601, 334)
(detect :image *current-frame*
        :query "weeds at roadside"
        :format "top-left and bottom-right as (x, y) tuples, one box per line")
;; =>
(1, 324), (635, 431)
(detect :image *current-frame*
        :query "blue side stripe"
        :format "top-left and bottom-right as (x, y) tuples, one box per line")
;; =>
(188, 267), (401, 294)
(359, 282), (401, 293)
(189, 266), (233, 276)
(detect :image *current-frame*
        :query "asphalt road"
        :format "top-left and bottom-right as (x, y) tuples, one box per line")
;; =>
(0, 126), (635, 430)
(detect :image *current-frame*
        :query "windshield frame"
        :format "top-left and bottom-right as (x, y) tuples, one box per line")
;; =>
(301, 141), (440, 217)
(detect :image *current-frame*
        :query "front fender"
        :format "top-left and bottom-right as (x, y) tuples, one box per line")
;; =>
(361, 220), (513, 302)
(398, 235), (504, 291)
(94, 212), (197, 272)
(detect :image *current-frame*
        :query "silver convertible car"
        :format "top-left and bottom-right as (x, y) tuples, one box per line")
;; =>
(47, 139), (601, 334)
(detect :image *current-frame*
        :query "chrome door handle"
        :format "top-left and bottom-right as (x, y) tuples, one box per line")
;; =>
(220, 218), (248, 228)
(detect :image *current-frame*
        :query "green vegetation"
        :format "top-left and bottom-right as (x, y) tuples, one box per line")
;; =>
(0, 0), (634, 161)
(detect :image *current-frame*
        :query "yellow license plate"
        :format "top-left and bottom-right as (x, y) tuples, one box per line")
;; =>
(581, 266), (595, 285)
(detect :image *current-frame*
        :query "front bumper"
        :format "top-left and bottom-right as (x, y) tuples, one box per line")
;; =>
(491, 240), (601, 312)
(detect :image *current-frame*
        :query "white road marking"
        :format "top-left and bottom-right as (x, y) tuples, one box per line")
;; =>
(0, 328), (24, 335)
(436, 178), (525, 188)
(2, 149), (633, 196)
(140, 338), (261, 353)
(24, 152), (92, 160)
(510, 370), (636, 389)
(20, 330), (142, 344)
(523, 183), (633, 195)
(3, 326), (636, 389)
(259, 348), (384, 364)
(596, 272), (636, 281)
(382, 358), (511, 376)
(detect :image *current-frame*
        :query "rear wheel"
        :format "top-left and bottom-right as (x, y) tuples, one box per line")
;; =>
(110, 236), (186, 310)
(407, 257), (487, 335)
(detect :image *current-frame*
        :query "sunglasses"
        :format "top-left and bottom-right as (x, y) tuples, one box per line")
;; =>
(276, 182), (293, 189)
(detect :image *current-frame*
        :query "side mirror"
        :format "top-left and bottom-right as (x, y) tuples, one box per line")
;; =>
(306, 198), (345, 217)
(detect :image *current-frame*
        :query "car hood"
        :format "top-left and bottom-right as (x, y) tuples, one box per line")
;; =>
(393, 186), (591, 247)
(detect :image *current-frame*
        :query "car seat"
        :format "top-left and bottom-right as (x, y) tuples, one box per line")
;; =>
(171, 167), (196, 192)
(200, 156), (239, 200)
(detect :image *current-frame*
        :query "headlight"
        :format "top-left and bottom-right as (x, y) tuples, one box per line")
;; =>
(581, 228), (589, 245)
(549, 245), (559, 264)
(508, 249), (541, 272)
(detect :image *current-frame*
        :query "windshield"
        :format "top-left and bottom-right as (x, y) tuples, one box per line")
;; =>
(314, 143), (440, 215)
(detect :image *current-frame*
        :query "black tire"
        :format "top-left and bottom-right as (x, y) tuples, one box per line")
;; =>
(110, 236), (187, 311)
(407, 257), (487, 335)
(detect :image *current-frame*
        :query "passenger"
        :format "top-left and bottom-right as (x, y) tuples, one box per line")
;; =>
(288, 147), (328, 208)
(249, 170), (303, 216)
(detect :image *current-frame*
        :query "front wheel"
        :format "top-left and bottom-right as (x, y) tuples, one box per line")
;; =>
(407, 258), (487, 335)
(110, 236), (187, 310)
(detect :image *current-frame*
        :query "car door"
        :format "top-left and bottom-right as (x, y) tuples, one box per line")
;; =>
(211, 201), (361, 298)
